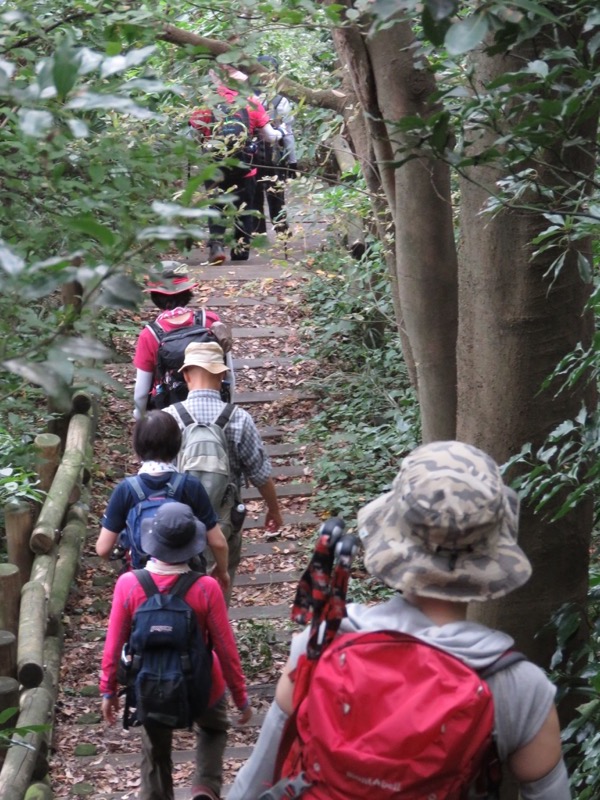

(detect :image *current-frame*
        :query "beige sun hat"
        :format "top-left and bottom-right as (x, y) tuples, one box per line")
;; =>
(357, 440), (532, 602)
(179, 341), (229, 374)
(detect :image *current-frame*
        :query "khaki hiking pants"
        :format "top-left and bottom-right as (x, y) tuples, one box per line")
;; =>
(139, 697), (229, 800)
(204, 485), (243, 606)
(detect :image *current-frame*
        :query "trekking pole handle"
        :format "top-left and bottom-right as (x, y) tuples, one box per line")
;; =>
(335, 532), (360, 563)
(318, 516), (346, 551)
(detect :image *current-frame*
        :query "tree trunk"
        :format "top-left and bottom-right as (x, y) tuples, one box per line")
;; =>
(33, 434), (61, 495)
(0, 565), (21, 635)
(17, 582), (47, 689)
(30, 413), (91, 554)
(458, 41), (598, 674)
(0, 687), (53, 800)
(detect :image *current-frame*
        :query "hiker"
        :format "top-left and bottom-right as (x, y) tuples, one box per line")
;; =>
(229, 441), (570, 800)
(165, 341), (283, 601)
(132, 260), (234, 420)
(100, 501), (252, 800)
(96, 410), (230, 593)
(252, 55), (298, 237)
(189, 66), (287, 265)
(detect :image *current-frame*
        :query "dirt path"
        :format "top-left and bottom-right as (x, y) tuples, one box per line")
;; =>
(48, 201), (329, 798)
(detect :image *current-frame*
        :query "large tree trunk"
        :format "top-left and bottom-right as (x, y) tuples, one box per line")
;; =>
(335, 12), (458, 441)
(458, 42), (597, 674)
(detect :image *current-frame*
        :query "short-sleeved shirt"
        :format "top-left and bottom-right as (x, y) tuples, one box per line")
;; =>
(133, 308), (221, 376)
(101, 471), (218, 534)
(165, 389), (271, 488)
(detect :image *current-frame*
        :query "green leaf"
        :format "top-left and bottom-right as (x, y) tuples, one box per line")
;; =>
(509, 0), (560, 23)
(67, 217), (115, 248)
(425, 0), (458, 22)
(53, 40), (79, 99)
(2, 360), (72, 411)
(100, 46), (156, 78)
(18, 109), (54, 138)
(445, 13), (490, 55)
(0, 243), (25, 276)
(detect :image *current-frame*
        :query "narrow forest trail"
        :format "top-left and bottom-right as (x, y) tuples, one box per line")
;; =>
(48, 196), (331, 799)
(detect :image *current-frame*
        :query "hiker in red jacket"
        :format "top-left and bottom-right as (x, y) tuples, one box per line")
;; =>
(189, 67), (286, 265)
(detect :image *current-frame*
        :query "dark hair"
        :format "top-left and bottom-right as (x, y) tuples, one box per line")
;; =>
(133, 410), (182, 462)
(257, 54), (279, 72)
(150, 290), (193, 310)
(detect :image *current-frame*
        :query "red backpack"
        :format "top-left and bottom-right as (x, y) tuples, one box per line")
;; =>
(264, 519), (523, 800)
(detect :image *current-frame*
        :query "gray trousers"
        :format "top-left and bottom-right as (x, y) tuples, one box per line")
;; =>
(139, 697), (230, 800)
(205, 486), (243, 606)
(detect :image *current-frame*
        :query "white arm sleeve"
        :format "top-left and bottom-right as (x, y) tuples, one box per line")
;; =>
(133, 369), (153, 420)
(520, 759), (572, 800)
(258, 122), (283, 144)
(228, 701), (288, 800)
(225, 350), (236, 400)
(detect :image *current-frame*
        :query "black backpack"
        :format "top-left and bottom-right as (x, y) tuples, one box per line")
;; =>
(208, 104), (256, 165)
(120, 570), (213, 730)
(148, 309), (220, 408)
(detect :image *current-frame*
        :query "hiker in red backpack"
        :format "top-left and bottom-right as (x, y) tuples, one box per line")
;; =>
(96, 410), (230, 594)
(100, 501), (252, 800)
(229, 441), (570, 800)
(132, 260), (234, 420)
(189, 66), (286, 265)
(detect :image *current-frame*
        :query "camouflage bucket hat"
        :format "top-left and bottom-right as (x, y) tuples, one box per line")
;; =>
(144, 260), (198, 295)
(357, 441), (532, 602)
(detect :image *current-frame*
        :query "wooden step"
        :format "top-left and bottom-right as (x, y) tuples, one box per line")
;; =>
(232, 326), (290, 339)
(233, 356), (295, 369)
(242, 541), (300, 557)
(270, 465), (309, 479)
(242, 483), (314, 500)
(257, 425), (285, 440)
(235, 390), (314, 404)
(243, 512), (319, 531)
(234, 570), (302, 587)
(229, 602), (290, 621)
(265, 442), (304, 456)
(208, 295), (282, 307)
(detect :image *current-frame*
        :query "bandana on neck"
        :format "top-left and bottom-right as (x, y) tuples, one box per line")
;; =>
(138, 461), (176, 475)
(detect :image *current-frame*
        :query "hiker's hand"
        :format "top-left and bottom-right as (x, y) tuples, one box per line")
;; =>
(102, 695), (119, 726)
(265, 509), (283, 533)
(211, 321), (232, 353)
(212, 566), (231, 594)
(237, 705), (253, 725)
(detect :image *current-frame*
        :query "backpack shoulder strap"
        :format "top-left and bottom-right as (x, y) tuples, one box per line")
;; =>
(171, 571), (202, 600)
(174, 402), (195, 428)
(480, 650), (527, 679)
(126, 476), (148, 502)
(147, 320), (165, 342)
(272, 94), (283, 113)
(166, 472), (186, 497)
(194, 308), (207, 327)
(214, 403), (235, 429)
(134, 569), (159, 598)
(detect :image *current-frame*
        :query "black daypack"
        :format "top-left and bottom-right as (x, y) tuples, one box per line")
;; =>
(120, 570), (213, 730)
(148, 309), (221, 408)
(207, 104), (256, 165)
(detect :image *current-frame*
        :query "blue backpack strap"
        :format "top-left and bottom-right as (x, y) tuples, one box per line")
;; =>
(165, 472), (186, 498)
(134, 569), (158, 598)
(126, 476), (148, 502)
(194, 308), (207, 327)
(171, 571), (202, 600)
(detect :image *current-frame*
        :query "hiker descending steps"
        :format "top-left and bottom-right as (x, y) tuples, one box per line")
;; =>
(229, 441), (570, 800)
(100, 501), (252, 800)
(165, 341), (282, 602)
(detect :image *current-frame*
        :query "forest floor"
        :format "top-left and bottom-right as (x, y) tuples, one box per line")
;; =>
(47, 196), (335, 798)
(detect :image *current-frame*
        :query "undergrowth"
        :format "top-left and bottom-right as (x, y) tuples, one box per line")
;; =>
(298, 239), (420, 525)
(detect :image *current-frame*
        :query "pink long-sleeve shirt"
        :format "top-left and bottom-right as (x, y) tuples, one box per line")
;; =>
(100, 571), (248, 711)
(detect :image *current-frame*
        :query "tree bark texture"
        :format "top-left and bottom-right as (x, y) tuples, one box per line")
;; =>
(17, 582), (47, 689)
(47, 515), (87, 636)
(458, 41), (598, 670)
(0, 687), (52, 800)
(30, 413), (91, 554)
(4, 502), (34, 586)
(0, 564), (21, 636)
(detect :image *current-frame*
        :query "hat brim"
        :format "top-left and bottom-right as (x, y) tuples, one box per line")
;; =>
(144, 280), (198, 295)
(179, 361), (229, 374)
(357, 488), (532, 602)
(140, 518), (206, 563)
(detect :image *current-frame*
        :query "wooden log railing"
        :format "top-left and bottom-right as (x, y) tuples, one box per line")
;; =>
(0, 395), (95, 799)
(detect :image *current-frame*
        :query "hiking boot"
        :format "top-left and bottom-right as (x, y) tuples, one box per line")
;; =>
(209, 243), (226, 264)
(230, 246), (250, 262)
(190, 786), (220, 800)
